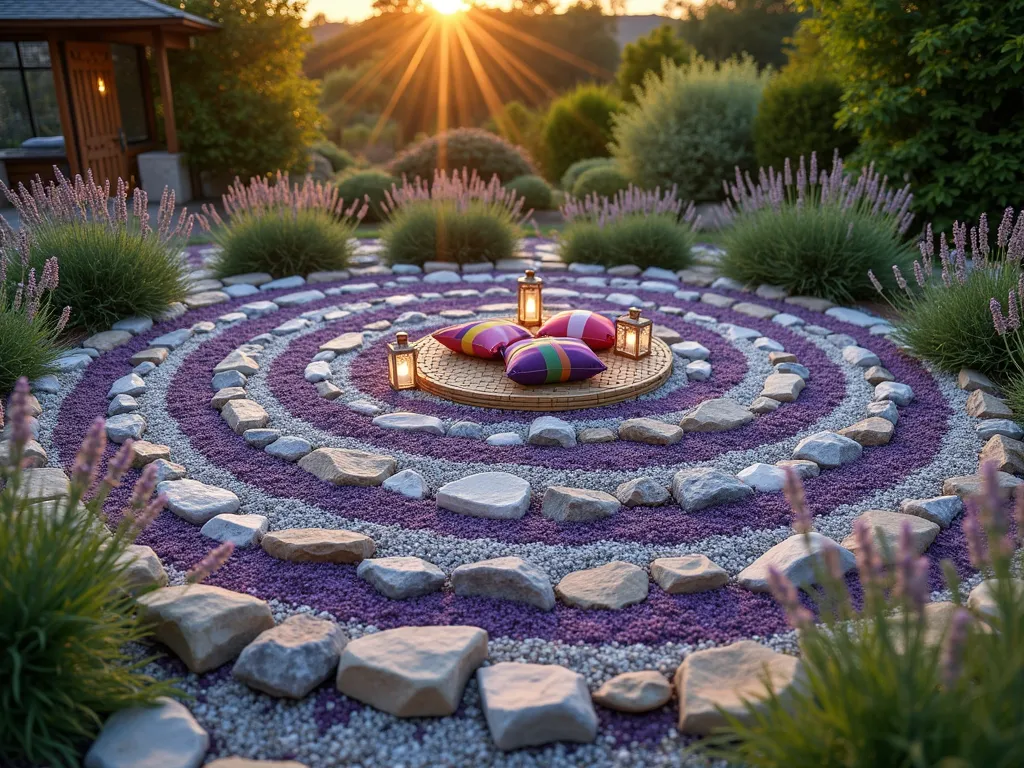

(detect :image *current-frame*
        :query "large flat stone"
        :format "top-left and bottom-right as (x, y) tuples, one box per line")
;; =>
(618, 418), (683, 445)
(84, 697), (208, 768)
(451, 556), (556, 611)
(213, 350), (259, 376)
(107, 373), (146, 399)
(792, 431), (863, 468)
(261, 528), (375, 564)
(356, 556), (446, 599)
(319, 332), (364, 354)
(541, 486), (619, 522)
(555, 561), (648, 610)
(760, 373), (805, 403)
(838, 417), (895, 446)
(137, 585), (274, 673)
(898, 496), (964, 529)
(157, 479), (240, 524)
(232, 614), (346, 699)
(980, 434), (1024, 475)
(106, 413), (146, 443)
(436, 472), (531, 519)
(671, 467), (753, 512)
(651, 555), (729, 594)
(336, 626), (488, 717)
(17, 467), (70, 502)
(478, 663), (598, 750)
(298, 447), (396, 486)
(221, 399), (269, 435)
(841, 509), (940, 563)
(680, 398), (754, 432)
(200, 514), (269, 548)
(83, 330), (133, 352)
(675, 641), (803, 735)
(372, 412), (445, 435)
(593, 670), (672, 713)
(943, 471), (1023, 497)
(737, 532), (855, 592)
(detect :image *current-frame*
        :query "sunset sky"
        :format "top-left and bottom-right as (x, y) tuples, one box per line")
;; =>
(305, 0), (673, 23)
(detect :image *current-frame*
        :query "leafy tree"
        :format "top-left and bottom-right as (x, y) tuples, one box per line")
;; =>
(541, 83), (622, 182)
(169, 0), (321, 180)
(372, 0), (422, 13)
(617, 24), (694, 102)
(803, 0), (1024, 224)
(668, 0), (804, 70)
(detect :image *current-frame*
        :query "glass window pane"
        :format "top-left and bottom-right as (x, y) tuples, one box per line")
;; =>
(24, 70), (61, 137)
(0, 70), (33, 147)
(111, 44), (150, 143)
(18, 42), (51, 68)
(0, 43), (18, 68)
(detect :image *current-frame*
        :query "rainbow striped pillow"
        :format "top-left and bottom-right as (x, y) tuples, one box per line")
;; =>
(536, 309), (616, 350)
(432, 320), (533, 359)
(503, 337), (607, 386)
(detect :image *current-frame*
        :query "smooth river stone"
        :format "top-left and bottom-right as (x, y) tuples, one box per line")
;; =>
(737, 532), (856, 592)
(838, 416), (895, 446)
(298, 448), (396, 486)
(593, 670), (673, 713)
(614, 477), (670, 507)
(679, 398), (754, 432)
(651, 555), (729, 594)
(356, 556), (446, 599)
(436, 472), (531, 520)
(157, 479), (240, 524)
(841, 509), (940, 563)
(451, 556), (556, 611)
(84, 697), (209, 768)
(618, 418), (683, 445)
(372, 412), (446, 435)
(792, 431), (863, 468)
(261, 528), (375, 564)
(319, 332), (364, 354)
(671, 467), (753, 512)
(555, 561), (649, 610)
(541, 486), (619, 522)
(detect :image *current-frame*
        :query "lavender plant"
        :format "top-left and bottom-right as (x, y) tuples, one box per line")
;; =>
(700, 464), (1024, 767)
(202, 172), (367, 279)
(0, 241), (69, 392)
(381, 169), (528, 266)
(875, 207), (1024, 378)
(720, 151), (916, 303)
(559, 184), (699, 270)
(1, 170), (192, 331)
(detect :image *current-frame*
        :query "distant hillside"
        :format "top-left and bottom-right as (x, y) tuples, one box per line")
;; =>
(616, 14), (676, 49)
(309, 21), (347, 46)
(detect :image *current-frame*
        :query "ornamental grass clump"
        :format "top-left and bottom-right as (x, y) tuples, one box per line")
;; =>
(877, 207), (1024, 379)
(0, 248), (69, 393)
(700, 464), (1024, 766)
(559, 185), (699, 270)
(381, 169), (528, 266)
(203, 172), (366, 279)
(2, 171), (192, 332)
(720, 151), (916, 303)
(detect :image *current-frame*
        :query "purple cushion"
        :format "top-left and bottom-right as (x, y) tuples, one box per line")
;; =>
(503, 337), (607, 385)
(432, 320), (533, 360)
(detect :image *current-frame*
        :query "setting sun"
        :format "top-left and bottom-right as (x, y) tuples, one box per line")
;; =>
(426, 0), (467, 15)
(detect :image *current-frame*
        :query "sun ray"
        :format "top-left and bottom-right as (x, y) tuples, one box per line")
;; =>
(312, 12), (424, 75)
(452, 21), (509, 145)
(461, 16), (557, 105)
(437, 20), (451, 171)
(370, 18), (440, 145)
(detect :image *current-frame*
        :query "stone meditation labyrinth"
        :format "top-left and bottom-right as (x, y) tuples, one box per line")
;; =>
(36, 239), (998, 767)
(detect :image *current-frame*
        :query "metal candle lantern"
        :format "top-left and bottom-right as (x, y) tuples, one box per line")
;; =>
(517, 269), (543, 327)
(387, 331), (418, 390)
(614, 307), (653, 359)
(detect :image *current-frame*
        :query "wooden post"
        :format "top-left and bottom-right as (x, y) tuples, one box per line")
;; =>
(47, 34), (80, 175)
(153, 28), (178, 153)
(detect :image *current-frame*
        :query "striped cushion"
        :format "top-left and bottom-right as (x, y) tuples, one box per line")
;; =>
(503, 337), (607, 385)
(536, 310), (616, 351)
(432, 320), (533, 359)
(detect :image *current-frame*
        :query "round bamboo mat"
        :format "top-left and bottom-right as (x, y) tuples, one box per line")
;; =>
(412, 324), (674, 411)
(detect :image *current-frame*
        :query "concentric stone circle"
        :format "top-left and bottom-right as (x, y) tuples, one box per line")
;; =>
(31, 238), (990, 767)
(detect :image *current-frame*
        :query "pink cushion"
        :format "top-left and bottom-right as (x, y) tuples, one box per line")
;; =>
(536, 310), (616, 350)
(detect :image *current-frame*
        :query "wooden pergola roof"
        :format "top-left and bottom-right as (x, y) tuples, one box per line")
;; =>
(0, 0), (220, 33)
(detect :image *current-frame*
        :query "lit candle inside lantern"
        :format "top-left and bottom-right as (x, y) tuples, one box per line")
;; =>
(625, 327), (637, 353)
(387, 331), (419, 391)
(396, 358), (411, 387)
(525, 295), (537, 318)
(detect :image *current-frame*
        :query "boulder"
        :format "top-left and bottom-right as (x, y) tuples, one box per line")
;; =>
(958, 368), (998, 394)
(200, 514), (269, 548)
(675, 641), (803, 735)
(841, 509), (940, 563)
(618, 418), (683, 445)
(105, 414), (146, 443)
(651, 555), (729, 594)
(979, 434), (1024, 475)
(356, 556), (446, 599)
(977, 419), (1024, 441)
(477, 663), (598, 750)
(736, 463), (787, 492)
(232, 614), (347, 698)
(555, 561), (649, 610)
(792, 431), (862, 468)
(436, 472), (531, 519)
(866, 400), (899, 425)
(841, 345), (881, 368)
(298, 448), (396, 486)
(107, 374), (146, 399)
(261, 528), (375, 564)
(451, 556), (556, 611)
(760, 373), (805, 403)
(577, 427), (616, 444)
(898, 496), (964, 529)
(264, 436), (313, 463)
(527, 416), (577, 448)
(541, 486), (619, 522)
(680, 398), (754, 432)
(214, 350), (259, 376)
(83, 697), (208, 768)
(671, 467), (753, 512)
(874, 381), (915, 407)
(593, 670), (672, 713)
(838, 417), (895, 446)
(137, 585), (274, 673)
(966, 389), (1012, 419)
(943, 472), (1023, 497)
(221, 399), (270, 435)
(382, 469), (430, 500)
(615, 477), (670, 507)
(776, 459), (820, 479)
(864, 366), (895, 385)
(319, 332), (364, 354)
(335, 626), (488, 716)
(737, 532), (855, 592)
(116, 544), (168, 594)
(157, 479), (240, 525)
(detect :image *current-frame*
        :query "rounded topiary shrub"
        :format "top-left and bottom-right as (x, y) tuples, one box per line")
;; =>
(386, 128), (535, 184)
(335, 170), (397, 223)
(504, 175), (553, 211)
(541, 84), (622, 184)
(382, 172), (525, 266)
(560, 157), (616, 192)
(207, 175), (364, 279)
(572, 165), (631, 199)
(312, 140), (356, 173)
(753, 71), (858, 172)
(612, 56), (770, 201)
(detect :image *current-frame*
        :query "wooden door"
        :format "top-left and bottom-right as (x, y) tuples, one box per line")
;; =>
(65, 42), (126, 185)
